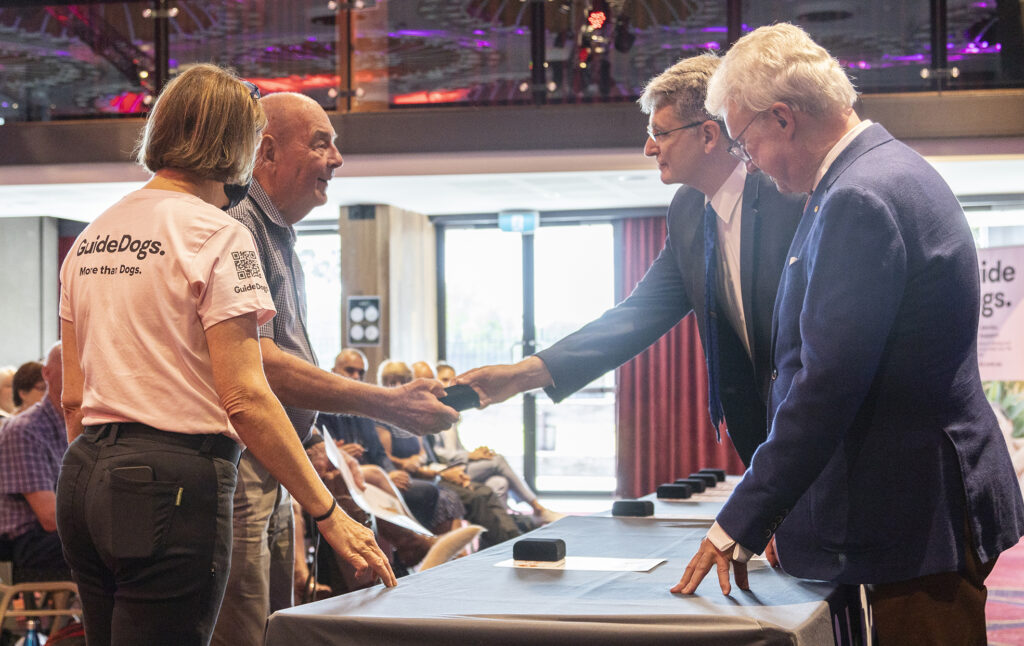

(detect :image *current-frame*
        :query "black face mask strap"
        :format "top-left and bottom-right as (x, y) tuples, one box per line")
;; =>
(222, 181), (251, 211)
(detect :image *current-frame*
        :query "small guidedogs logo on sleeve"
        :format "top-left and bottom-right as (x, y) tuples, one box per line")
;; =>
(232, 251), (263, 280)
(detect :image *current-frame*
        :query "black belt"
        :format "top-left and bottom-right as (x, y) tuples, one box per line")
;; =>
(84, 422), (242, 465)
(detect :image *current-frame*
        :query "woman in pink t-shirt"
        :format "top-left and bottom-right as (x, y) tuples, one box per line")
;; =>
(56, 64), (395, 646)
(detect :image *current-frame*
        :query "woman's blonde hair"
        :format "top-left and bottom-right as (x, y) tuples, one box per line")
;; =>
(378, 360), (413, 387)
(136, 63), (267, 184)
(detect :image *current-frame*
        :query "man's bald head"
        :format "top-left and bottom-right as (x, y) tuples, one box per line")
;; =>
(411, 361), (435, 381)
(41, 341), (62, 410)
(259, 93), (322, 140)
(334, 348), (368, 381)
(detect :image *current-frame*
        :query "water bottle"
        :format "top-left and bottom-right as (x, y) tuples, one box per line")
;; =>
(23, 619), (41, 646)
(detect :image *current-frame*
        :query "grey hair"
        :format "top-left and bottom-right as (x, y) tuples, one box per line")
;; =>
(705, 23), (857, 120)
(638, 53), (721, 123)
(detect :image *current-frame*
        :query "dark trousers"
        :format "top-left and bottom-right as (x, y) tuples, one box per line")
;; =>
(402, 479), (440, 530)
(11, 525), (71, 583)
(56, 425), (238, 646)
(868, 519), (996, 645)
(439, 481), (521, 547)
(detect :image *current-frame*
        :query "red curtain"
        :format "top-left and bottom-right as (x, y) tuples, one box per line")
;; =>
(615, 216), (746, 498)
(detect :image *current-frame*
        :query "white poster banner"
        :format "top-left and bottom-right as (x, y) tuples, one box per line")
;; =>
(977, 245), (1024, 381)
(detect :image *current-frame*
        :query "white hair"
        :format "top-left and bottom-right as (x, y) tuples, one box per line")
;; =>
(706, 23), (857, 120)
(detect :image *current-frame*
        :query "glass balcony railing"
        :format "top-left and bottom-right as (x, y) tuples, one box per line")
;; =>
(1, 0), (1021, 123)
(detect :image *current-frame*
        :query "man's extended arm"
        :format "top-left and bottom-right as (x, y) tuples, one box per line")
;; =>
(458, 235), (692, 407)
(259, 338), (457, 435)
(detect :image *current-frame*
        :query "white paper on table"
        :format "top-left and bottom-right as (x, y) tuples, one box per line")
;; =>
(321, 431), (434, 536)
(494, 556), (666, 572)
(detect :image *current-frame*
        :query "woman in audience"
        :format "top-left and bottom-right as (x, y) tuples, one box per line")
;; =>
(56, 63), (394, 646)
(11, 360), (45, 415)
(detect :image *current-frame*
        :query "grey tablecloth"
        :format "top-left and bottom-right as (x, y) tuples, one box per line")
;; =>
(266, 515), (859, 645)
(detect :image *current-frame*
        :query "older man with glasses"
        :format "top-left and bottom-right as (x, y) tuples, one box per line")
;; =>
(458, 53), (805, 471)
(676, 24), (1024, 645)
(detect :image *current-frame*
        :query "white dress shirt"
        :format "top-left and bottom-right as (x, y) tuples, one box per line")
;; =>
(707, 161), (751, 359)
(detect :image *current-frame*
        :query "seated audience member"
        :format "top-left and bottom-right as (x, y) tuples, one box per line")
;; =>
(319, 411), (444, 531)
(434, 362), (563, 524)
(11, 360), (45, 415)
(315, 349), (479, 563)
(376, 360), (522, 548)
(301, 428), (479, 583)
(326, 349), (462, 533)
(411, 361), (436, 381)
(0, 343), (70, 582)
(0, 365), (15, 422)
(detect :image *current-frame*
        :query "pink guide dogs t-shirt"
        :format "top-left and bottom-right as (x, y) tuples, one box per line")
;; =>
(60, 189), (276, 442)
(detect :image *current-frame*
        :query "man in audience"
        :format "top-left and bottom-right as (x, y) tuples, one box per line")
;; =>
(434, 362), (561, 523)
(675, 24), (1024, 645)
(411, 361), (435, 381)
(212, 93), (458, 646)
(0, 342), (70, 582)
(457, 53), (805, 469)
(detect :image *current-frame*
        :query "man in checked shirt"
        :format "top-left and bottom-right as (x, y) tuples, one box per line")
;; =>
(0, 342), (71, 583)
(211, 93), (458, 646)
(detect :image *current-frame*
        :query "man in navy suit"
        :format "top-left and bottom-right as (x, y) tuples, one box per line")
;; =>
(458, 54), (804, 467)
(677, 23), (1024, 644)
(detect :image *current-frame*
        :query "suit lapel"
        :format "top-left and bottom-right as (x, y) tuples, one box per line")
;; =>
(767, 124), (894, 386)
(739, 172), (759, 359)
(672, 188), (708, 337)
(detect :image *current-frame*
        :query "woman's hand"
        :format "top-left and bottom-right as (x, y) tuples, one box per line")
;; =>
(317, 507), (397, 588)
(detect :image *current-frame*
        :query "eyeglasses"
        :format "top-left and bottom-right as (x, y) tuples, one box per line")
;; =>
(727, 111), (767, 164)
(646, 119), (706, 142)
(241, 80), (261, 101)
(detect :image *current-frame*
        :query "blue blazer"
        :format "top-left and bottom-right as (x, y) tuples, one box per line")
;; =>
(717, 124), (1024, 584)
(538, 171), (804, 465)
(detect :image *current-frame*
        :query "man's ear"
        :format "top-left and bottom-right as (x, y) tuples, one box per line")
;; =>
(702, 119), (722, 154)
(259, 134), (276, 163)
(770, 102), (795, 138)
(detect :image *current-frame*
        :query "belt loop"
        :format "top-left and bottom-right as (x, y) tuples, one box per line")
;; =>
(198, 434), (215, 456)
(106, 423), (121, 446)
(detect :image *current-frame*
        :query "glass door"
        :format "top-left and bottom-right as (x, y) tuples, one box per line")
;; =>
(442, 228), (526, 474)
(442, 222), (616, 494)
(533, 224), (615, 492)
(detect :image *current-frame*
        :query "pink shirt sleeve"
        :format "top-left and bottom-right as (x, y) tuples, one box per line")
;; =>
(191, 223), (276, 330)
(59, 256), (74, 323)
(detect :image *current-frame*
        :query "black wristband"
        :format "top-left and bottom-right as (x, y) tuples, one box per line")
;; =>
(312, 498), (337, 523)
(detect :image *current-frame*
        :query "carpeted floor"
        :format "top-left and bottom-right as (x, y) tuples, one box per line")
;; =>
(988, 537), (1024, 645)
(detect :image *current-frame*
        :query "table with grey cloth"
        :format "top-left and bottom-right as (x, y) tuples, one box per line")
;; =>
(266, 510), (863, 646)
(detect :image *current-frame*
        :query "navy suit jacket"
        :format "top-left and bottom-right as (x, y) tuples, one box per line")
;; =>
(537, 171), (804, 465)
(717, 124), (1024, 584)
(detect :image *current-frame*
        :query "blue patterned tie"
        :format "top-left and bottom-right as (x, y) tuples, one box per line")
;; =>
(703, 202), (724, 440)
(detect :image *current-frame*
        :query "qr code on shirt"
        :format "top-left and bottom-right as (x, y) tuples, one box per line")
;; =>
(232, 251), (263, 280)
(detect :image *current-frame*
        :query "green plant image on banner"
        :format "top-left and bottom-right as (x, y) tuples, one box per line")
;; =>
(985, 381), (1024, 439)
